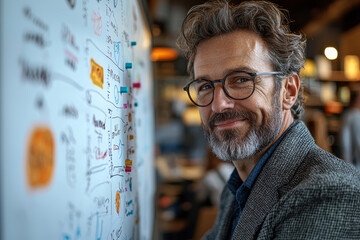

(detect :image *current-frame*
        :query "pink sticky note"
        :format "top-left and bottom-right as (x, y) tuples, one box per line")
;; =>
(133, 82), (141, 88)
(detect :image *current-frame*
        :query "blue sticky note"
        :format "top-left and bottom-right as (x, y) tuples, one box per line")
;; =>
(120, 87), (129, 93)
(125, 62), (132, 69)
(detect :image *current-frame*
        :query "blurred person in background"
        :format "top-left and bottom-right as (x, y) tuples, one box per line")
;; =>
(177, 1), (360, 239)
(340, 90), (360, 169)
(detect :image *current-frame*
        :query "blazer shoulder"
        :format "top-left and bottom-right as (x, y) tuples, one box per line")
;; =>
(283, 150), (360, 209)
(258, 171), (360, 239)
(283, 143), (360, 191)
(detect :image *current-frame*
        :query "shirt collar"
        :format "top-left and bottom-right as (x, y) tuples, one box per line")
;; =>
(227, 121), (296, 195)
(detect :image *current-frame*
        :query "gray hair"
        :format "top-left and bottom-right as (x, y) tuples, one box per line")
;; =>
(177, 0), (306, 119)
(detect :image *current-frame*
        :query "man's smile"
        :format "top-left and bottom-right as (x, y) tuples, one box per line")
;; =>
(214, 118), (247, 130)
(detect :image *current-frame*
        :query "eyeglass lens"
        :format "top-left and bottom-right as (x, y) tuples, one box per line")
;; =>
(188, 71), (255, 106)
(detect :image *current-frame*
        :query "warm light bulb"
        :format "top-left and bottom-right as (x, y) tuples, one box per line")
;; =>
(324, 47), (338, 60)
(344, 55), (360, 80)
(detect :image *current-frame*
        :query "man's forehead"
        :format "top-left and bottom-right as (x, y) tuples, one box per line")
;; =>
(193, 30), (272, 79)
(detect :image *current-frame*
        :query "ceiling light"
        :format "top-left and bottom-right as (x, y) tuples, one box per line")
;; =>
(151, 47), (178, 61)
(324, 47), (338, 60)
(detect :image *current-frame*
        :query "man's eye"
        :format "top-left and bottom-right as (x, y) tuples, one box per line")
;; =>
(198, 83), (212, 92)
(227, 76), (251, 86)
(235, 77), (250, 83)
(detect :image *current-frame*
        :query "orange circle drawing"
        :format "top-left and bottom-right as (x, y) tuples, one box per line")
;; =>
(115, 191), (121, 214)
(26, 126), (55, 189)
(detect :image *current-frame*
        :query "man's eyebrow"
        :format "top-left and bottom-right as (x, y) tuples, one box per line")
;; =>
(194, 74), (211, 81)
(194, 66), (258, 81)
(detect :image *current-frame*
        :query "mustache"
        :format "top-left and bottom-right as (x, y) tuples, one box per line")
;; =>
(208, 110), (256, 130)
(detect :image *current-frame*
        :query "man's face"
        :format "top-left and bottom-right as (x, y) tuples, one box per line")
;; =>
(193, 30), (283, 161)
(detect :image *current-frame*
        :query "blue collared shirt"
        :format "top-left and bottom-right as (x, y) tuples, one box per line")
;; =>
(227, 122), (295, 239)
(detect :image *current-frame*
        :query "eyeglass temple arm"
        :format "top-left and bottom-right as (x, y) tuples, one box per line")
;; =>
(255, 71), (282, 76)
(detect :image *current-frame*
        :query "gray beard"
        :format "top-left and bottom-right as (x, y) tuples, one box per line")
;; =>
(203, 97), (283, 162)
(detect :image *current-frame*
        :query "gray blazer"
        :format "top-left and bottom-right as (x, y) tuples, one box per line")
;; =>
(202, 121), (360, 240)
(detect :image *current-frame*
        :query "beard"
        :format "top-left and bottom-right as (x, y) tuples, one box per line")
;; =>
(203, 96), (283, 162)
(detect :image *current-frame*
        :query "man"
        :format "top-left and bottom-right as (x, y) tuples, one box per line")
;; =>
(340, 90), (360, 168)
(177, 1), (360, 239)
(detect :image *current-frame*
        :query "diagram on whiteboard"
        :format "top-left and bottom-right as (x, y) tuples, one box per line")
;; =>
(0, 0), (155, 239)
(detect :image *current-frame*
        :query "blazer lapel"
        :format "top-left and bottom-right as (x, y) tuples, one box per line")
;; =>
(214, 188), (236, 239)
(232, 121), (315, 239)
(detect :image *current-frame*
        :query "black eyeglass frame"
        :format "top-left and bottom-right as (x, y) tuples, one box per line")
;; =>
(183, 71), (282, 107)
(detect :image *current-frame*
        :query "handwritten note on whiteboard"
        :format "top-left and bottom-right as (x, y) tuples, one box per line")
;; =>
(0, 0), (155, 239)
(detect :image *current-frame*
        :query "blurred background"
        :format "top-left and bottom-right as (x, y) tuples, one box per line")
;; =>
(146, 0), (360, 239)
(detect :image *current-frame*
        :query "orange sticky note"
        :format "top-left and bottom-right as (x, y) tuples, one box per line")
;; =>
(90, 58), (104, 89)
(26, 126), (55, 189)
(125, 159), (133, 166)
(115, 191), (121, 214)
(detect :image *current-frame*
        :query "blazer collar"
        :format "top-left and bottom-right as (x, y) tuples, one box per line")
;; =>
(232, 120), (315, 239)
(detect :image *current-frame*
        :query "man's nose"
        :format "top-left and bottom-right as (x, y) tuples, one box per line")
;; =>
(211, 85), (235, 113)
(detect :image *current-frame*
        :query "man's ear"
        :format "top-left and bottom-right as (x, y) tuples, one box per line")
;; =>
(282, 73), (300, 110)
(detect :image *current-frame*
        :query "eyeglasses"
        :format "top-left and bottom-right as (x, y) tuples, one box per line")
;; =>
(183, 71), (282, 107)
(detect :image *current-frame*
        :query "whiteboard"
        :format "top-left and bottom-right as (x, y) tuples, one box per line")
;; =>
(0, 0), (155, 239)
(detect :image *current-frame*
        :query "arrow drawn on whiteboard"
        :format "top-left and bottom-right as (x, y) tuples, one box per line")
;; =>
(86, 89), (125, 110)
(112, 116), (125, 123)
(89, 180), (110, 194)
(87, 164), (107, 176)
(52, 72), (84, 91)
(86, 38), (124, 72)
